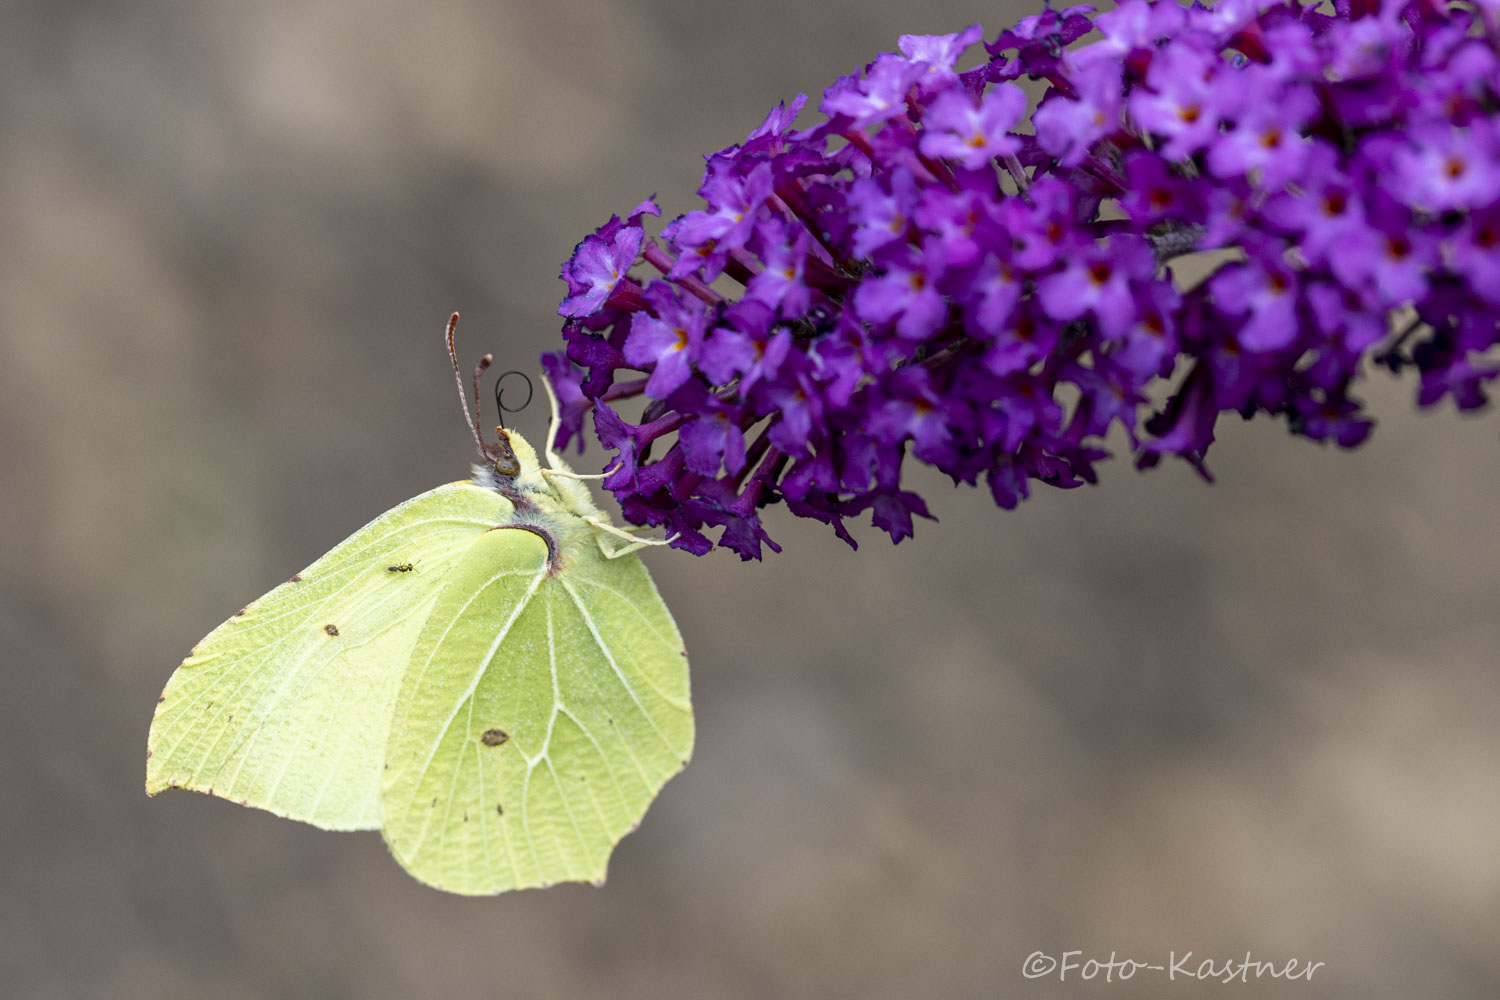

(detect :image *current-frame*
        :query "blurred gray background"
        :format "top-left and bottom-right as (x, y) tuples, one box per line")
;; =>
(4, 1), (1498, 998)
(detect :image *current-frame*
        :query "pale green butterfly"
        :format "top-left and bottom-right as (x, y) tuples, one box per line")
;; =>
(146, 315), (692, 895)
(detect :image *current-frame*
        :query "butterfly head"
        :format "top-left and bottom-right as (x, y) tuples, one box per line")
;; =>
(470, 428), (550, 504)
(475, 427), (539, 479)
(489, 427), (538, 478)
(491, 429), (521, 477)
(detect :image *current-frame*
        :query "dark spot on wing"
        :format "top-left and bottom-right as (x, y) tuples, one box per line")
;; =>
(480, 728), (509, 747)
(323, 624), (340, 636)
(495, 803), (504, 816)
(431, 798), (438, 807)
(387, 563), (414, 572)
(463, 810), (468, 822)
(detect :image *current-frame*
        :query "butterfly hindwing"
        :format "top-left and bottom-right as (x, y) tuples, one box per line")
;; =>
(380, 523), (693, 894)
(145, 482), (512, 829)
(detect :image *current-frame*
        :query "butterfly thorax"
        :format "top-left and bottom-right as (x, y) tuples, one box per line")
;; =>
(469, 429), (613, 572)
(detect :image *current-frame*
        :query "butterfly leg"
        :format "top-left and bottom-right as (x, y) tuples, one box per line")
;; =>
(539, 371), (570, 471)
(588, 518), (676, 559)
(538, 374), (623, 481)
(541, 461), (620, 484)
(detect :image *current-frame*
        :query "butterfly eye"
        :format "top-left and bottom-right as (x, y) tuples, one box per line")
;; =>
(493, 430), (521, 477)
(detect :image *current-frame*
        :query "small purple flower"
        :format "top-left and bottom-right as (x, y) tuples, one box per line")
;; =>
(857, 489), (935, 544)
(867, 369), (955, 462)
(663, 159), (773, 281)
(1037, 236), (1157, 339)
(1326, 196), (1436, 307)
(1209, 256), (1301, 353)
(623, 284), (710, 398)
(557, 198), (659, 317)
(1293, 393), (1374, 448)
(820, 52), (925, 126)
(1259, 142), (1365, 265)
(1391, 122), (1500, 212)
(1418, 355), (1500, 412)
(978, 303), (1056, 377)
(997, 175), (1087, 272)
(1117, 151), (1201, 226)
(1304, 280), (1385, 357)
(1033, 59), (1124, 167)
(1205, 73), (1317, 186)
(1129, 44), (1229, 159)
(960, 251), (1023, 341)
(848, 168), (921, 259)
(987, 4), (1097, 81)
(540, 351), (592, 454)
(1110, 279), (1181, 380)
(763, 368), (824, 457)
(744, 223), (813, 318)
(899, 24), (984, 96)
(917, 86), (1027, 169)
(678, 402), (748, 477)
(1079, 0), (1184, 67)
(743, 94), (807, 148)
(853, 241), (950, 341)
(1448, 207), (1500, 302)
(592, 400), (645, 490)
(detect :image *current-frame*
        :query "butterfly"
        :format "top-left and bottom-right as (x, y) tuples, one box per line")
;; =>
(146, 315), (692, 895)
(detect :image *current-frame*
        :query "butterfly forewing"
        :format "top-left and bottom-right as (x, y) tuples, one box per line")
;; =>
(145, 483), (512, 830)
(380, 526), (693, 894)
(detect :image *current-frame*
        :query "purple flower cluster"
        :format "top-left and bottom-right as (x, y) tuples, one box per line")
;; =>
(547, 0), (1500, 559)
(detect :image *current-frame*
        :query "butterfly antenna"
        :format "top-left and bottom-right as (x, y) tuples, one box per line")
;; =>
(472, 355), (494, 435)
(445, 312), (492, 454)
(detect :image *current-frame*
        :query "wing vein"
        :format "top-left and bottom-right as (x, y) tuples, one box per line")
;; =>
(396, 559), (548, 820)
(160, 516), (490, 785)
(558, 577), (677, 753)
